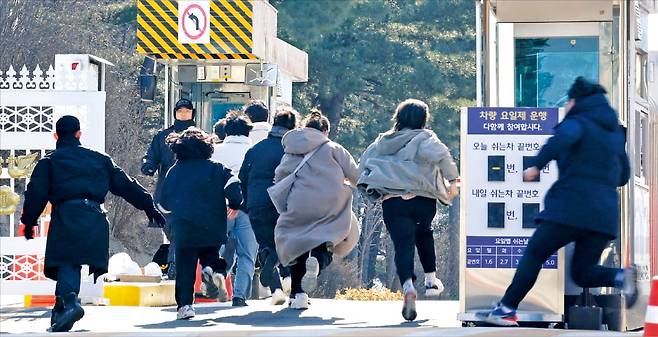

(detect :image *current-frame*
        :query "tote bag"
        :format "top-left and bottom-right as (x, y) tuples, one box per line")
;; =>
(267, 144), (325, 213)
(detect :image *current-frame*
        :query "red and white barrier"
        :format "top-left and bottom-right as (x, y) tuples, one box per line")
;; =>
(645, 276), (658, 336)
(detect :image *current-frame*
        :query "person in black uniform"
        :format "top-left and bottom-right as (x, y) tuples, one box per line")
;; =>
(141, 98), (195, 279)
(21, 115), (165, 332)
(158, 127), (242, 320)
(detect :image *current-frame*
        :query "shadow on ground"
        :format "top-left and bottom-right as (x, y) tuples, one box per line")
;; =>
(136, 308), (362, 330)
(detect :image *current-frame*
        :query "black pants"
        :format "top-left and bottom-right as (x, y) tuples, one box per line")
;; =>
(175, 246), (225, 308)
(501, 221), (621, 309)
(249, 206), (290, 292)
(382, 196), (437, 283)
(55, 265), (82, 296)
(290, 244), (332, 295)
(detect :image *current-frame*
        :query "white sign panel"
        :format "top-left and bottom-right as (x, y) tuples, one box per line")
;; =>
(462, 107), (560, 270)
(178, 0), (210, 44)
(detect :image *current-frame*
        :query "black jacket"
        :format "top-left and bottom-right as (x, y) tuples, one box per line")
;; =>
(141, 119), (195, 202)
(238, 126), (288, 212)
(531, 93), (630, 237)
(21, 137), (155, 280)
(159, 159), (242, 248)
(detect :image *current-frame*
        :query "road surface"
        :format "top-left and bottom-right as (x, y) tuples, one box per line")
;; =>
(0, 298), (641, 336)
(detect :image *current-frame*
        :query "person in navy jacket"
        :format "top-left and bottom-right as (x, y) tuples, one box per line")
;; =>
(158, 127), (242, 320)
(480, 77), (638, 326)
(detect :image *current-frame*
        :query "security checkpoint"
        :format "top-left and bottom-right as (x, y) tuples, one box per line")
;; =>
(137, 0), (308, 131)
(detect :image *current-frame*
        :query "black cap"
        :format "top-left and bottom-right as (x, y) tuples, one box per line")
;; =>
(174, 98), (194, 112)
(567, 77), (607, 102)
(55, 115), (81, 135)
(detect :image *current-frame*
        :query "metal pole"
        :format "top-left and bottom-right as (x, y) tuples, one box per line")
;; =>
(164, 64), (169, 128)
(476, 0), (483, 107)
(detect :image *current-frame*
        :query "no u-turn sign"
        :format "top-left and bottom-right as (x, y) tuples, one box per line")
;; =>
(178, 0), (210, 44)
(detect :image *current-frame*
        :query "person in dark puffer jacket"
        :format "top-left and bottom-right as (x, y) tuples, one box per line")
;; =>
(239, 107), (298, 305)
(480, 77), (638, 327)
(158, 127), (242, 320)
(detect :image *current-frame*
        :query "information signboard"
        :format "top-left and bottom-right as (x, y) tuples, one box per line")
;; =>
(459, 107), (565, 322)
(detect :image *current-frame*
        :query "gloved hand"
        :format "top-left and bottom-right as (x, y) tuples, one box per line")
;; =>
(24, 225), (34, 240)
(141, 162), (156, 176)
(145, 207), (166, 228)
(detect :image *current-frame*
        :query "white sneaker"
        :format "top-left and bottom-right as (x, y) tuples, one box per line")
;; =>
(177, 305), (195, 320)
(402, 288), (417, 321)
(281, 276), (292, 296)
(425, 278), (445, 297)
(289, 293), (309, 310)
(301, 257), (319, 293)
(270, 288), (287, 306)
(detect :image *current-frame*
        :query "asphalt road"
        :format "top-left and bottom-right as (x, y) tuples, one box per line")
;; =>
(0, 299), (641, 336)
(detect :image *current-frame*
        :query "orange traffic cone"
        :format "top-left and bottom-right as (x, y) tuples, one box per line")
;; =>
(225, 273), (233, 301)
(194, 263), (233, 303)
(645, 276), (658, 336)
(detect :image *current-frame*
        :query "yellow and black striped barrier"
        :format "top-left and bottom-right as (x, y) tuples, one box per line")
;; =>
(137, 0), (257, 60)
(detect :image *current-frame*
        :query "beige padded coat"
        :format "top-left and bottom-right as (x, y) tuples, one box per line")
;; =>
(274, 128), (361, 266)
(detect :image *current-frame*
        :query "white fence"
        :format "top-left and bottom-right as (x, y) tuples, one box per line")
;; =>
(0, 61), (106, 296)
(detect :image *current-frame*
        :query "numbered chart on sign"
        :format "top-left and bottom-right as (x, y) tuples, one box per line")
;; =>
(462, 107), (561, 270)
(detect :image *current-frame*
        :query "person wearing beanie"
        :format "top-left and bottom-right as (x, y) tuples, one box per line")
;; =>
(141, 98), (196, 280)
(21, 115), (165, 332)
(479, 77), (638, 326)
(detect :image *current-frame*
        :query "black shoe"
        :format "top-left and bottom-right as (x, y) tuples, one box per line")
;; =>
(232, 297), (248, 307)
(48, 292), (84, 332)
(259, 248), (277, 288)
(49, 296), (63, 328)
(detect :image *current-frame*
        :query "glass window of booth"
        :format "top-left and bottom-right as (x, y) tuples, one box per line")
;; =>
(515, 37), (599, 107)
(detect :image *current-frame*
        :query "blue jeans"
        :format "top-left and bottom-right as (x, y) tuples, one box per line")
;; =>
(226, 210), (258, 300)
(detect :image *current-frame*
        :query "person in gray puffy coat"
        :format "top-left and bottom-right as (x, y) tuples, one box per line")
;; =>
(358, 99), (459, 321)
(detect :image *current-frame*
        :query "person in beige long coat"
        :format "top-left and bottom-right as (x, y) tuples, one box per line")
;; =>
(274, 110), (360, 310)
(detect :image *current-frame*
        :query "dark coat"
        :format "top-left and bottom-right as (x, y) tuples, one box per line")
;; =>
(141, 119), (195, 202)
(531, 93), (630, 237)
(238, 126), (288, 212)
(21, 137), (155, 280)
(159, 159), (242, 249)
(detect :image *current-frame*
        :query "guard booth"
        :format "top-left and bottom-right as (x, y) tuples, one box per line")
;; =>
(136, 0), (308, 131)
(460, 0), (658, 331)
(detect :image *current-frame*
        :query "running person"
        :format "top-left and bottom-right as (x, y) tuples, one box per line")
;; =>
(239, 107), (298, 305)
(479, 77), (638, 326)
(159, 128), (242, 320)
(22, 116), (165, 332)
(274, 110), (361, 309)
(358, 99), (459, 321)
(211, 112), (258, 307)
